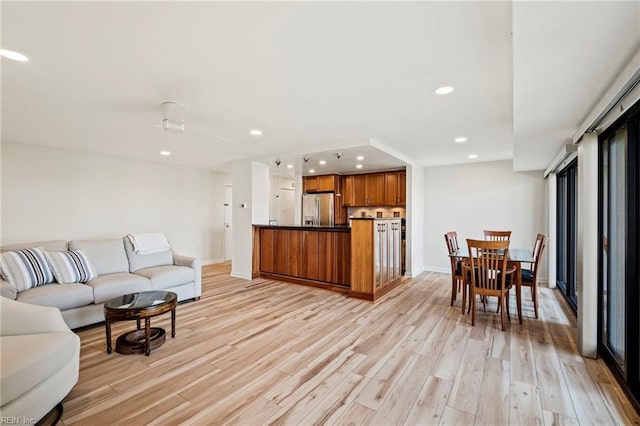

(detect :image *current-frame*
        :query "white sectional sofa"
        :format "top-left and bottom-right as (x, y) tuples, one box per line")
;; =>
(0, 237), (201, 329)
(0, 298), (80, 423)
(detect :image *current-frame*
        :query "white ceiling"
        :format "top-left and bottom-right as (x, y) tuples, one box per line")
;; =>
(2, 2), (639, 174)
(512, 1), (640, 171)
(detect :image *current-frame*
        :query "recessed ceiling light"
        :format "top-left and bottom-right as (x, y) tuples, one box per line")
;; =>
(435, 86), (454, 95)
(319, 160), (327, 165)
(286, 164), (293, 169)
(356, 164), (363, 169)
(454, 137), (467, 143)
(160, 150), (171, 156)
(309, 169), (315, 173)
(356, 155), (364, 161)
(250, 129), (263, 136)
(0, 49), (28, 62)
(468, 154), (478, 159)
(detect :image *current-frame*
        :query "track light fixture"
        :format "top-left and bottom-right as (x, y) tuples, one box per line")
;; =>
(336, 152), (342, 159)
(303, 157), (310, 163)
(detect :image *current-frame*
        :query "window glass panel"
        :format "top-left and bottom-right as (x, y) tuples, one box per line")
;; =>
(608, 127), (626, 366)
(602, 139), (609, 347)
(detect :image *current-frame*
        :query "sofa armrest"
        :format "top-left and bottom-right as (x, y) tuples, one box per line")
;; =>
(0, 279), (17, 300)
(0, 298), (70, 336)
(173, 253), (202, 298)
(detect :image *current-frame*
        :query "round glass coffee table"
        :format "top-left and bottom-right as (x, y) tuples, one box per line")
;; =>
(104, 291), (177, 356)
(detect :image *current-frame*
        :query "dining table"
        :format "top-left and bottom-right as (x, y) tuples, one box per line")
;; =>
(450, 247), (535, 324)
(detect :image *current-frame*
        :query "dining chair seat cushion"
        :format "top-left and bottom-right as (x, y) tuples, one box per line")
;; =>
(521, 268), (534, 283)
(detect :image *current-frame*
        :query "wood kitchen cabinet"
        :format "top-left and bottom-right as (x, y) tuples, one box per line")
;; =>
(308, 170), (406, 208)
(384, 170), (406, 206)
(344, 172), (391, 207)
(253, 223), (406, 301)
(344, 175), (367, 206)
(366, 173), (385, 205)
(303, 174), (337, 193)
(254, 226), (351, 288)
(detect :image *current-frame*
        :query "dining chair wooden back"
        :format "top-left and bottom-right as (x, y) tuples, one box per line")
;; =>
(523, 233), (547, 318)
(466, 238), (512, 331)
(444, 232), (465, 308)
(483, 230), (512, 241)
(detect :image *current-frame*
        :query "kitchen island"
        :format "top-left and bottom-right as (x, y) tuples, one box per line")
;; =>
(252, 225), (351, 292)
(253, 218), (404, 300)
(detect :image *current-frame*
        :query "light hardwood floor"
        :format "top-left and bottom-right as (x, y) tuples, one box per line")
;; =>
(60, 263), (640, 425)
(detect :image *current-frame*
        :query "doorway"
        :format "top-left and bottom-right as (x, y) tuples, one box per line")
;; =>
(223, 184), (232, 261)
(598, 103), (640, 408)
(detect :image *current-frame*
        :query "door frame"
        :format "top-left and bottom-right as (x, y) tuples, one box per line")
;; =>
(597, 101), (640, 411)
(223, 184), (232, 261)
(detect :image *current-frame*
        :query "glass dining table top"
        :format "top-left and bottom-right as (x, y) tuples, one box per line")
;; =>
(450, 247), (534, 263)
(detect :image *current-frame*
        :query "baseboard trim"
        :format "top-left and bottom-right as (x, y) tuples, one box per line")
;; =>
(202, 258), (226, 265)
(230, 271), (252, 280)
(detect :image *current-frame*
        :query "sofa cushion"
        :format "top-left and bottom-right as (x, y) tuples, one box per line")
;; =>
(16, 283), (94, 310)
(68, 239), (129, 276)
(86, 273), (152, 304)
(0, 248), (54, 291)
(1, 240), (68, 253)
(0, 331), (79, 406)
(135, 265), (194, 290)
(123, 237), (173, 273)
(45, 250), (97, 284)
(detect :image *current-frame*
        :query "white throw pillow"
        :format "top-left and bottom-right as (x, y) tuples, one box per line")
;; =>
(45, 250), (98, 284)
(0, 247), (54, 291)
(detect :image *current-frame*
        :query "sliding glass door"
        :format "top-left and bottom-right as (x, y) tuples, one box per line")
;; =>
(599, 103), (640, 408)
(557, 159), (578, 312)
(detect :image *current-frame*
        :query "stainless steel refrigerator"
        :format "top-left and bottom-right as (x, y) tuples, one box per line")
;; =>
(302, 193), (334, 227)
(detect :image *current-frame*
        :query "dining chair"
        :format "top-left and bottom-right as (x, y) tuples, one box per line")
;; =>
(483, 230), (512, 241)
(444, 231), (465, 309)
(484, 230), (515, 312)
(522, 233), (547, 319)
(466, 238), (512, 331)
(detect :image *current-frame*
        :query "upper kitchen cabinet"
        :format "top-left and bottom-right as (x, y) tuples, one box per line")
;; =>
(344, 175), (367, 206)
(366, 173), (385, 205)
(303, 174), (337, 193)
(344, 173), (385, 207)
(384, 170), (406, 206)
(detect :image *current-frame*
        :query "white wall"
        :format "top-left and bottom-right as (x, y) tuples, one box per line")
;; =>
(424, 160), (548, 278)
(230, 160), (269, 280)
(1, 141), (229, 261)
(406, 164), (425, 277)
(269, 175), (296, 225)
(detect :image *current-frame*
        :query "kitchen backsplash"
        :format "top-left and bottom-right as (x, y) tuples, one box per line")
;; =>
(348, 206), (406, 219)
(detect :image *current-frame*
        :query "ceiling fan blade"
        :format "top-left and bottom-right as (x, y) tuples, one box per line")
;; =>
(187, 126), (231, 143)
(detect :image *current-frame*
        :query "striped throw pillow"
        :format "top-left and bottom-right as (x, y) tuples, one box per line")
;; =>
(0, 247), (54, 291)
(45, 250), (97, 284)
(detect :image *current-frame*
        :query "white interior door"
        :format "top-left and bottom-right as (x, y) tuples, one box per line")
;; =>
(279, 188), (295, 225)
(223, 184), (232, 261)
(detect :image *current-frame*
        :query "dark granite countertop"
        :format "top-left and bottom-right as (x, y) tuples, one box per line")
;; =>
(253, 224), (351, 232)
